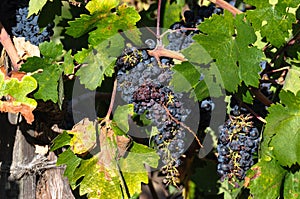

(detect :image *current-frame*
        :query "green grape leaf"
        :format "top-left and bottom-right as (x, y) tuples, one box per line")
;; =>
(21, 41), (72, 102)
(50, 131), (71, 151)
(122, 141), (159, 168)
(283, 67), (300, 95)
(0, 67), (38, 124)
(39, 41), (64, 60)
(55, 117), (159, 198)
(3, 75), (37, 108)
(242, 89), (254, 104)
(245, 0), (299, 47)
(113, 104), (134, 133)
(265, 90), (300, 166)
(194, 12), (263, 92)
(163, 0), (184, 29)
(51, 1), (72, 43)
(149, 126), (160, 143)
(172, 62), (201, 87)
(123, 28), (143, 46)
(171, 61), (207, 101)
(72, 155), (123, 198)
(86, 0), (119, 14)
(179, 43), (225, 99)
(32, 64), (62, 102)
(75, 35), (123, 90)
(28, 0), (52, 16)
(194, 12), (238, 92)
(235, 14), (262, 87)
(65, 0), (120, 38)
(119, 142), (160, 196)
(69, 123), (130, 198)
(61, 50), (74, 75)
(67, 118), (97, 155)
(88, 4), (141, 46)
(284, 171), (300, 199)
(171, 61), (223, 101)
(66, 3), (140, 46)
(65, 14), (94, 38)
(218, 179), (243, 199)
(247, 160), (287, 198)
(56, 148), (81, 184)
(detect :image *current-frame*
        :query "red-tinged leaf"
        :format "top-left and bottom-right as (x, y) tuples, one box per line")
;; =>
(247, 160), (287, 198)
(0, 101), (35, 124)
(68, 118), (97, 155)
(0, 66), (37, 124)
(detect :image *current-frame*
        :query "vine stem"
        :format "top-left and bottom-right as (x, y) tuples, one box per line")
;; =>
(209, 0), (242, 16)
(105, 78), (118, 120)
(156, 0), (162, 44)
(162, 104), (203, 148)
(265, 66), (290, 74)
(269, 23), (300, 64)
(233, 94), (267, 124)
(0, 22), (22, 71)
(249, 87), (272, 106)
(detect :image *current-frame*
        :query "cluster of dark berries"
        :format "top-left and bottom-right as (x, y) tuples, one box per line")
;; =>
(115, 46), (145, 74)
(131, 83), (187, 142)
(115, 5), (223, 185)
(116, 46), (174, 103)
(217, 114), (260, 185)
(166, 5), (221, 51)
(131, 83), (190, 184)
(12, 7), (53, 45)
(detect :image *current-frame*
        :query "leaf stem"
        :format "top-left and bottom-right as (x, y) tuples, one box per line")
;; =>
(105, 78), (118, 120)
(0, 22), (22, 71)
(209, 0), (242, 16)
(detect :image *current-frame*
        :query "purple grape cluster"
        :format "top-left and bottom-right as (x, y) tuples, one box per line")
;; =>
(114, 5), (223, 185)
(115, 46), (144, 73)
(116, 46), (174, 103)
(12, 7), (53, 46)
(131, 83), (187, 149)
(166, 5), (221, 51)
(217, 114), (260, 184)
(131, 83), (190, 183)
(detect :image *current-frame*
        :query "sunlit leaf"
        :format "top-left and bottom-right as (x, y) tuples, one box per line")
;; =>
(264, 90), (300, 166)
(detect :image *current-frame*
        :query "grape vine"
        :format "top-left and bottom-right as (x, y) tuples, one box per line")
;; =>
(0, 0), (300, 198)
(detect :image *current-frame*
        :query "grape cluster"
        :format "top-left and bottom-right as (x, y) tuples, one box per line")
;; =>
(115, 42), (191, 185)
(12, 7), (53, 45)
(131, 82), (189, 184)
(131, 83), (187, 153)
(115, 5), (222, 185)
(166, 4), (221, 51)
(217, 114), (260, 184)
(115, 46), (144, 73)
(116, 46), (173, 103)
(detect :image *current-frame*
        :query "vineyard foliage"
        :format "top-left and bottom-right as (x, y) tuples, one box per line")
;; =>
(2, 0), (300, 198)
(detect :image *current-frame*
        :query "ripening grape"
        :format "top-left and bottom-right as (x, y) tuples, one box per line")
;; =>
(12, 7), (53, 45)
(217, 114), (260, 184)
